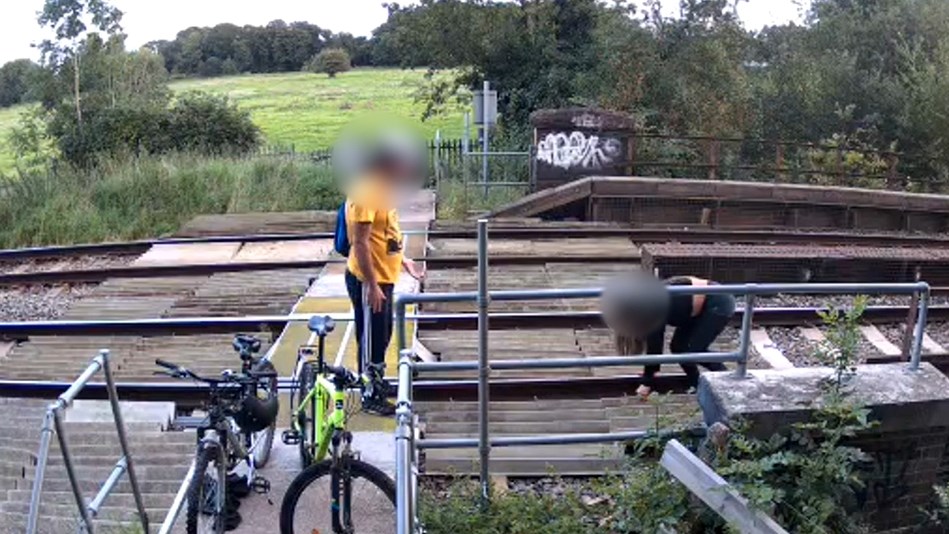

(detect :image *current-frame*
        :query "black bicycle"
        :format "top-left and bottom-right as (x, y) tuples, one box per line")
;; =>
(232, 334), (279, 468)
(156, 355), (279, 534)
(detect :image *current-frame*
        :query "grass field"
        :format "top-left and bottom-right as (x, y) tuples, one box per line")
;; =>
(0, 68), (467, 175)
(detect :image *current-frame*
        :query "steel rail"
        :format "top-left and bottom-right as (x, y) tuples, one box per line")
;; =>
(0, 255), (642, 286)
(1, 305), (946, 338)
(0, 374), (697, 404)
(6, 227), (949, 261)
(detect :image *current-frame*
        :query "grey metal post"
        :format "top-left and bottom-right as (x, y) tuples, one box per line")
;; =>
(395, 297), (408, 352)
(395, 352), (414, 534)
(482, 81), (490, 199)
(463, 112), (470, 155)
(910, 283), (931, 371)
(361, 285), (372, 376)
(101, 349), (149, 531)
(157, 458), (196, 534)
(53, 407), (94, 533)
(476, 219), (491, 500)
(26, 407), (56, 534)
(434, 129), (441, 191)
(736, 291), (755, 378)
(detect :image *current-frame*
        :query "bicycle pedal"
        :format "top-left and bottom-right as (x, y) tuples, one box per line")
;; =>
(250, 476), (271, 495)
(281, 429), (301, 445)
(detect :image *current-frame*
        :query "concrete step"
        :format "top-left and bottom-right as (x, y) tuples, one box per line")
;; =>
(0, 501), (169, 523)
(36, 477), (186, 494)
(0, 510), (156, 534)
(6, 489), (177, 510)
(25, 464), (189, 483)
(43, 454), (189, 468)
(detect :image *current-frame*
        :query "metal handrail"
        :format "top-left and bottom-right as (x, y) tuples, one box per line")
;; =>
(157, 458), (196, 534)
(27, 350), (149, 534)
(392, 220), (932, 534)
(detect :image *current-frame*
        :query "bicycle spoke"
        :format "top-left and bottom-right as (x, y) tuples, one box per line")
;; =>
(290, 472), (395, 532)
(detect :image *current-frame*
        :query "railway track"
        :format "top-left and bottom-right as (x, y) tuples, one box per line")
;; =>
(4, 225), (949, 262)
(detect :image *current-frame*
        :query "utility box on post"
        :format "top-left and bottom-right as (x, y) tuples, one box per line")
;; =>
(530, 108), (636, 192)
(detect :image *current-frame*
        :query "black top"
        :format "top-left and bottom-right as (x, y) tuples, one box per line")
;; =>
(646, 277), (697, 354)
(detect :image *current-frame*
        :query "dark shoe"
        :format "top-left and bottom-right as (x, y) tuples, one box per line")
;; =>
(361, 395), (396, 416)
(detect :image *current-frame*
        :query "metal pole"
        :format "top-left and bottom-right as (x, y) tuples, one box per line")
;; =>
(88, 456), (127, 517)
(26, 407), (56, 534)
(395, 297), (408, 353)
(395, 351), (414, 534)
(736, 291), (755, 378)
(434, 129), (441, 191)
(463, 112), (470, 155)
(482, 81), (490, 199)
(476, 219), (491, 501)
(910, 284), (931, 371)
(157, 458), (196, 534)
(53, 407), (94, 533)
(101, 349), (149, 531)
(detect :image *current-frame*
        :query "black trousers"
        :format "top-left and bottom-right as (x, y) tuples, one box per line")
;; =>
(643, 293), (735, 388)
(345, 270), (394, 375)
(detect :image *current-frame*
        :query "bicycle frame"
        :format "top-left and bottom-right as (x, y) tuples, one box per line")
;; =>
(293, 373), (348, 463)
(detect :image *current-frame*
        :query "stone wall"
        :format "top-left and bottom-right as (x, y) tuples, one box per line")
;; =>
(698, 364), (949, 533)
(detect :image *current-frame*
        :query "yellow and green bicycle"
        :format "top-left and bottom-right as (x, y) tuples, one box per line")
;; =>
(279, 315), (396, 534)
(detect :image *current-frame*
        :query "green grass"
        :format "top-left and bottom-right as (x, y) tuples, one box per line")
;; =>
(0, 153), (341, 247)
(170, 69), (466, 152)
(0, 68), (467, 175)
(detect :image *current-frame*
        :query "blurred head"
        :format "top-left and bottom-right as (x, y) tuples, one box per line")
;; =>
(333, 115), (426, 200)
(600, 271), (670, 347)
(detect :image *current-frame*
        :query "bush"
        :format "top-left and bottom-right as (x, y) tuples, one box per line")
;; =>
(49, 91), (260, 167)
(0, 153), (340, 247)
(305, 48), (351, 78)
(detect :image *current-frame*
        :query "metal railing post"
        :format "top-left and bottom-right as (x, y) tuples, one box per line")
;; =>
(395, 351), (415, 534)
(482, 81), (490, 199)
(26, 407), (56, 534)
(101, 349), (149, 531)
(396, 296), (408, 353)
(157, 459), (196, 534)
(736, 290), (756, 378)
(53, 406), (94, 533)
(910, 283), (931, 371)
(477, 219), (491, 501)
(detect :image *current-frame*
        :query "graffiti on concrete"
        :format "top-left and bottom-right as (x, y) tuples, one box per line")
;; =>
(536, 131), (623, 170)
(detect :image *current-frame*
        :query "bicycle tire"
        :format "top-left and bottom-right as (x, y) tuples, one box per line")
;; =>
(296, 362), (317, 468)
(186, 442), (225, 534)
(249, 358), (278, 467)
(279, 458), (397, 534)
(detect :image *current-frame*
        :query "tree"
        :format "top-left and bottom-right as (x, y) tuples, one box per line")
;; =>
(0, 59), (42, 108)
(37, 0), (123, 126)
(306, 48), (351, 78)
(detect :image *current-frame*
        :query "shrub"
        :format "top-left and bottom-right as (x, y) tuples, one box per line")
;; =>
(48, 91), (260, 166)
(305, 48), (351, 78)
(0, 153), (340, 247)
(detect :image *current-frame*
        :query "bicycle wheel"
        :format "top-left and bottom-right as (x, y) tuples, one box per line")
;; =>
(279, 459), (396, 534)
(250, 358), (278, 467)
(295, 362), (318, 467)
(186, 442), (226, 534)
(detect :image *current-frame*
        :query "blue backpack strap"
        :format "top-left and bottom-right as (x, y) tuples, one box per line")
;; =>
(334, 201), (350, 257)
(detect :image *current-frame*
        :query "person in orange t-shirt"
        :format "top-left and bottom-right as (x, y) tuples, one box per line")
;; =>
(344, 151), (424, 416)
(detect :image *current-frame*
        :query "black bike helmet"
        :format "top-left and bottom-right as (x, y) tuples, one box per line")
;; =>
(233, 394), (279, 434)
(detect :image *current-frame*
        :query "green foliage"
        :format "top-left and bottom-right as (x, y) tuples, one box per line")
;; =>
(0, 60), (43, 108)
(0, 153), (340, 247)
(816, 295), (868, 391)
(713, 398), (875, 534)
(420, 478), (594, 534)
(306, 48), (352, 78)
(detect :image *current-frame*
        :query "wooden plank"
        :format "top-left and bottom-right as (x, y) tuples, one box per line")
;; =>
(661, 440), (789, 534)
(749, 329), (794, 370)
(859, 325), (901, 356)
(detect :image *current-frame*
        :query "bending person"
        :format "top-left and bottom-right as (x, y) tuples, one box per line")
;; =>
(601, 273), (735, 399)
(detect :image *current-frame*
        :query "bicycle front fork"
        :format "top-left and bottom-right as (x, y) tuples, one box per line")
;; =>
(330, 430), (356, 534)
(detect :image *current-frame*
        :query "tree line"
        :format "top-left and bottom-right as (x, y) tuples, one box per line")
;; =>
(7, 0), (949, 190)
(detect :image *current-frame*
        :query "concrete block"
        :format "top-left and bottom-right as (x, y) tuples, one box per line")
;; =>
(66, 400), (174, 428)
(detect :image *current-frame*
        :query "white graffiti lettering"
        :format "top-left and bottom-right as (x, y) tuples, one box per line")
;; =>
(536, 132), (622, 170)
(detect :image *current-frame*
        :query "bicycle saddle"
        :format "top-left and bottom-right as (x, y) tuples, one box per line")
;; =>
(308, 315), (336, 336)
(232, 335), (261, 356)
